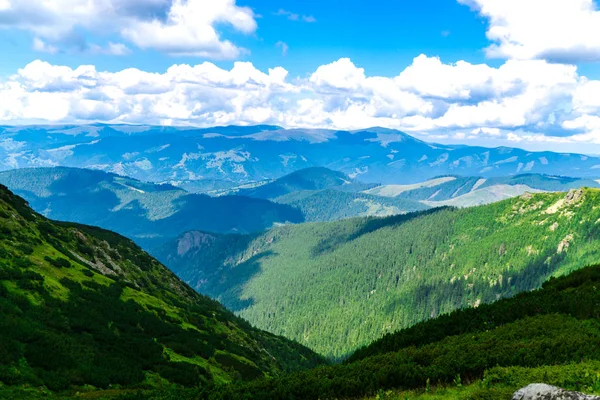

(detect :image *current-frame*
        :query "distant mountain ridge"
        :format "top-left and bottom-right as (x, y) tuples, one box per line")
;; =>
(234, 167), (368, 199)
(2, 125), (599, 190)
(0, 167), (302, 249)
(367, 173), (600, 207)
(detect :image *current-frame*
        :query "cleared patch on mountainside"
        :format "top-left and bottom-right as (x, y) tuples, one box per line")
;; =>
(423, 184), (542, 208)
(364, 177), (457, 197)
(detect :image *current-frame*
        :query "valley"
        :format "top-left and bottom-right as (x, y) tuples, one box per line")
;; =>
(158, 188), (600, 359)
(5, 0), (600, 396)
(1, 125), (600, 399)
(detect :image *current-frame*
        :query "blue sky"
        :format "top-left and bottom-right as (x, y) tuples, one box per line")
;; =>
(0, 0), (493, 77)
(1, 0), (600, 153)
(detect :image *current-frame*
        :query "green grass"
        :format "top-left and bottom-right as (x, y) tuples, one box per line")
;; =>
(365, 362), (600, 400)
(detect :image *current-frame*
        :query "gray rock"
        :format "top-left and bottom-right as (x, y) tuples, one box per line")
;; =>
(512, 384), (600, 400)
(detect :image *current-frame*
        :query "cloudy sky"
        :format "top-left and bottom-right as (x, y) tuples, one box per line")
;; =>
(1, 0), (600, 153)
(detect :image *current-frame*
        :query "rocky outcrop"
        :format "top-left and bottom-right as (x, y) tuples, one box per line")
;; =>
(513, 384), (600, 400)
(176, 231), (217, 256)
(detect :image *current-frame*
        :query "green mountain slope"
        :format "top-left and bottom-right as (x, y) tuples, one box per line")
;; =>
(207, 264), (600, 400)
(160, 188), (600, 359)
(235, 167), (375, 199)
(0, 185), (324, 395)
(0, 167), (303, 249)
(274, 189), (429, 222)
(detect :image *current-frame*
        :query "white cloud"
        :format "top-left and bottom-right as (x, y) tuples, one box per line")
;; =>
(33, 38), (58, 54)
(276, 41), (289, 56)
(89, 42), (131, 56)
(3, 55), (600, 147)
(274, 9), (316, 23)
(0, 0), (256, 59)
(458, 0), (600, 62)
(121, 0), (256, 58)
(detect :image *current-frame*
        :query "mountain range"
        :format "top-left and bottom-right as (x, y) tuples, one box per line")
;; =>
(2, 179), (599, 399)
(2, 124), (600, 190)
(366, 174), (600, 207)
(0, 167), (302, 249)
(2, 127), (600, 398)
(231, 167), (429, 222)
(156, 188), (600, 359)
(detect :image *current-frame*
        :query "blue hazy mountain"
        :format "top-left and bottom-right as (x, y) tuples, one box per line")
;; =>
(0, 167), (302, 249)
(1, 125), (599, 190)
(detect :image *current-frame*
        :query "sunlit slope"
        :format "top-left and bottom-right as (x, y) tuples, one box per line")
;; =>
(160, 188), (600, 359)
(0, 185), (323, 394)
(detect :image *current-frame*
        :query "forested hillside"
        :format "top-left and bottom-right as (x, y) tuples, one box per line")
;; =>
(234, 167), (376, 199)
(0, 185), (323, 397)
(160, 188), (600, 359)
(274, 189), (429, 222)
(0, 167), (302, 249)
(205, 264), (600, 400)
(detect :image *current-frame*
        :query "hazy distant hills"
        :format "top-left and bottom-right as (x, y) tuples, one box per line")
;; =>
(227, 167), (428, 221)
(0, 167), (302, 249)
(233, 167), (375, 199)
(158, 189), (600, 358)
(2, 124), (600, 189)
(367, 174), (600, 207)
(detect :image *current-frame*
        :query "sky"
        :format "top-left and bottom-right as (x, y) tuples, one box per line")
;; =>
(1, 0), (600, 153)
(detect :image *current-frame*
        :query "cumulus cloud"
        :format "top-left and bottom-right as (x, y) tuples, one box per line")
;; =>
(0, 0), (256, 59)
(2, 55), (600, 146)
(458, 0), (600, 62)
(274, 9), (316, 23)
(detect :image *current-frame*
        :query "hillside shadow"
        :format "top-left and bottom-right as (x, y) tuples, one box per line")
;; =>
(215, 250), (276, 313)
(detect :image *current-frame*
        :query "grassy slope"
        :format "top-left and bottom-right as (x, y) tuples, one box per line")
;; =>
(162, 189), (600, 359)
(0, 185), (324, 396)
(19, 265), (600, 399)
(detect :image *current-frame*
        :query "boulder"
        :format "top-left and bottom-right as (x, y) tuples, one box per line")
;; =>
(512, 384), (600, 400)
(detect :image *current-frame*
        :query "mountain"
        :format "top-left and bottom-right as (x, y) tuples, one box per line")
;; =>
(0, 185), (324, 397)
(366, 173), (600, 207)
(207, 264), (600, 400)
(0, 167), (303, 249)
(227, 167), (427, 222)
(157, 189), (600, 359)
(274, 189), (429, 222)
(2, 125), (600, 190)
(233, 167), (375, 199)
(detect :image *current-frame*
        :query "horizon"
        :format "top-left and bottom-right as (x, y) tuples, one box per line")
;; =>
(2, 122), (600, 156)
